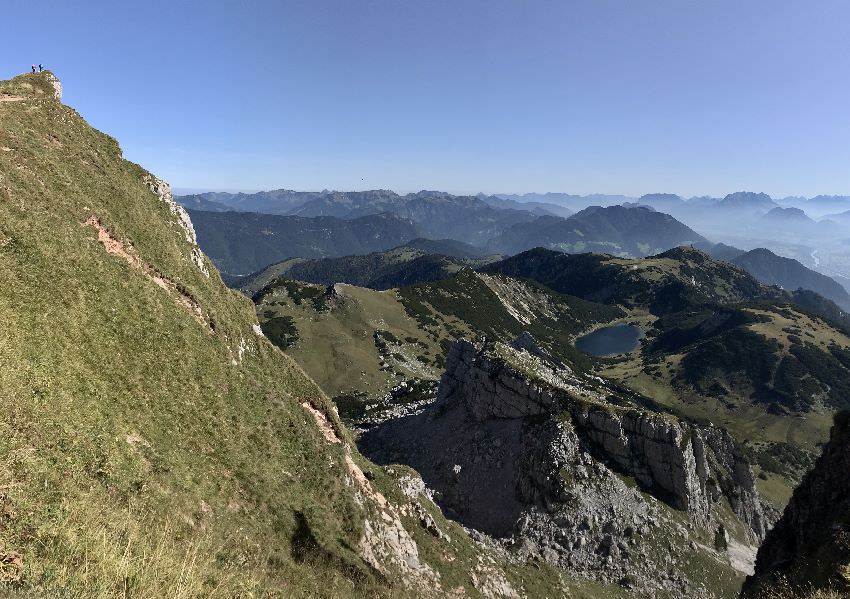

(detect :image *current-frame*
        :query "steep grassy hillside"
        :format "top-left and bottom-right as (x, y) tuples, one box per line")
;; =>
(0, 72), (592, 598)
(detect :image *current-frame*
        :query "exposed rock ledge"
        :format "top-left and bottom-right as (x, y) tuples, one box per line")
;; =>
(360, 335), (768, 596)
(742, 411), (850, 597)
(143, 174), (209, 276)
(440, 338), (766, 540)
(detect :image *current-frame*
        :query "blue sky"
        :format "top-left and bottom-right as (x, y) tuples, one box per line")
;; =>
(4, 0), (850, 197)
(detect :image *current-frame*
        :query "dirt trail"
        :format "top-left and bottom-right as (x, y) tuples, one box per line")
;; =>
(84, 216), (213, 333)
(0, 96), (25, 103)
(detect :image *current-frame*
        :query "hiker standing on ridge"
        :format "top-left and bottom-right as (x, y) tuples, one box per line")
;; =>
(38, 64), (43, 72)
(31, 65), (36, 73)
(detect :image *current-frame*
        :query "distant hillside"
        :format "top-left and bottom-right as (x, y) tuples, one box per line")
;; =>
(483, 246), (776, 312)
(718, 191), (779, 213)
(823, 208), (850, 225)
(175, 195), (233, 212)
(637, 193), (686, 213)
(477, 194), (574, 217)
(494, 192), (635, 209)
(389, 192), (536, 245)
(762, 207), (814, 225)
(401, 237), (487, 259)
(487, 205), (707, 258)
(177, 188), (326, 214)
(732, 248), (850, 311)
(284, 189), (407, 218)
(189, 209), (418, 276)
(240, 245), (496, 295)
(697, 241), (746, 261)
(808, 194), (850, 216)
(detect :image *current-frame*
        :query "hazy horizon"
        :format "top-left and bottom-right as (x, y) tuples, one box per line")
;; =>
(173, 187), (847, 202)
(6, 0), (850, 197)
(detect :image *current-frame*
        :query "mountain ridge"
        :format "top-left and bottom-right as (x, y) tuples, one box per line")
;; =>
(732, 248), (850, 312)
(0, 70), (583, 598)
(486, 205), (706, 257)
(189, 209), (420, 276)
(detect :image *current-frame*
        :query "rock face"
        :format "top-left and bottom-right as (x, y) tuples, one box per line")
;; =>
(742, 411), (850, 597)
(360, 336), (768, 596)
(438, 338), (564, 420)
(574, 404), (765, 539)
(143, 174), (209, 276)
(45, 72), (62, 100)
(439, 338), (765, 539)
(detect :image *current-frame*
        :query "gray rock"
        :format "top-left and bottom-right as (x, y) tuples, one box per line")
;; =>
(359, 337), (765, 597)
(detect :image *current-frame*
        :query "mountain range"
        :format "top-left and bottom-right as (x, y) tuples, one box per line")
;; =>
(189, 201), (714, 277)
(188, 209), (419, 276)
(6, 70), (850, 598)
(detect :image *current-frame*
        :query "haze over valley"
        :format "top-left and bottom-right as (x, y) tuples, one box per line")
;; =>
(4, 2), (850, 598)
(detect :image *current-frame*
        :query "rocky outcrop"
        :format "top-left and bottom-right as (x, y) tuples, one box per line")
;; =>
(44, 72), (62, 100)
(573, 406), (765, 540)
(437, 338), (765, 540)
(742, 411), (850, 597)
(143, 174), (209, 276)
(360, 336), (768, 596)
(438, 339), (566, 420)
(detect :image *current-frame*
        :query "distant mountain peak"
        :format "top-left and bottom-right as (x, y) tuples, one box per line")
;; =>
(763, 206), (812, 222)
(639, 193), (684, 203)
(719, 191), (777, 210)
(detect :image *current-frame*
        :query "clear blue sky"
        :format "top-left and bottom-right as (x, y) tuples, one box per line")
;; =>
(4, 0), (850, 197)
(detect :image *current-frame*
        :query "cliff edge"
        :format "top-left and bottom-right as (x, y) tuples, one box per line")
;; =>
(743, 412), (850, 597)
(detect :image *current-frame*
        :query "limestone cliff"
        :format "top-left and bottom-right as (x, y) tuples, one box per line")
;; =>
(742, 411), (850, 597)
(361, 336), (768, 597)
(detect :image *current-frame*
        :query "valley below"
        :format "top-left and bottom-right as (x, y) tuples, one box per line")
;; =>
(245, 241), (850, 598)
(4, 68), (850, 599)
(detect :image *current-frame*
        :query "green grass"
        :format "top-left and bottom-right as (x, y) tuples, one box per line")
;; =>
(0, 71), (591, 598)
(0, 71), (385, 597)
(255, 282), (445, 398)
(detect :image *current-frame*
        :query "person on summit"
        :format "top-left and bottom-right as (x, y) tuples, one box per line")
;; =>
(31, 65), (36, 73)
(38, 64), (43, 72)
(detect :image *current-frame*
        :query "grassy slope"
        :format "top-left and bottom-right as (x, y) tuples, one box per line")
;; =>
(0, 71), (374, 597)
(0, 72), (601, 598)
(255, 270), (624, 404)
(259, 282), (445, 397)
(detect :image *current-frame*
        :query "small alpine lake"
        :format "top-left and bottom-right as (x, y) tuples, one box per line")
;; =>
(575, 323), (644, 357)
